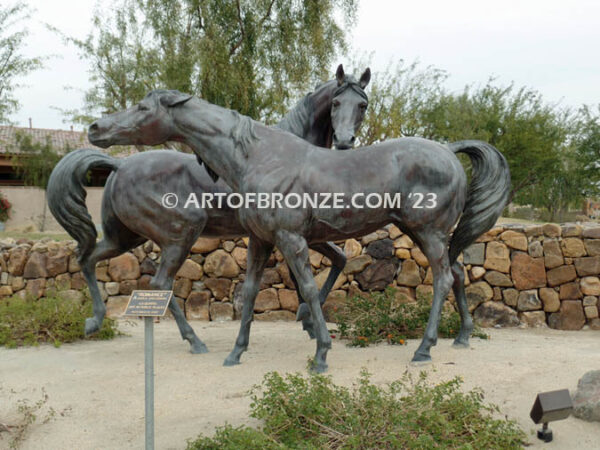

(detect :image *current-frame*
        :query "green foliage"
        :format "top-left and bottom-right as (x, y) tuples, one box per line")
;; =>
(359, 59), (449, 145)
(0, 2), (44, 124)
(0, 292), (119, 348)
(10, 132), (66, 189)
(333, 288), (487, 347)
(57, 0), (357, 123)
(0, 191), (12, 222)
(361, 59), (597, 212)
(0, 387), (58, 450)
(187, 370), (527, 449)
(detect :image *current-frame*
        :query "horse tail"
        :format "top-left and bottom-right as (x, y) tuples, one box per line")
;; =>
(448, 140), (511, 264)
(47, 148), (120, 263)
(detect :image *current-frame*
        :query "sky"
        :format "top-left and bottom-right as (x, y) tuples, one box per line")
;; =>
(8, 0), (600, 131)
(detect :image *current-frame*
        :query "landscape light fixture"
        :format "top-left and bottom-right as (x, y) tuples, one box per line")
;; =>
(529, 389), (573, 442)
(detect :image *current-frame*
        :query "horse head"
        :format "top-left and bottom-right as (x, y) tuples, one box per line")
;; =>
(331, 64), (370, 150)
(88, 90), (192, 148)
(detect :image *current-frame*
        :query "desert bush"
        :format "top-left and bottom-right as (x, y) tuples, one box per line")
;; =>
(333, 288), (488, 347)
(0, 292), (119, 348)
(187, 370), (526, 449)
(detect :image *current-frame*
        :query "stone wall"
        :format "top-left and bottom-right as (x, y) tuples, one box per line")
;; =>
(1, 222), (600, 330)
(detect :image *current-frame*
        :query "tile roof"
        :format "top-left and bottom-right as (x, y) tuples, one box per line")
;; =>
(0, 125), (136, 157)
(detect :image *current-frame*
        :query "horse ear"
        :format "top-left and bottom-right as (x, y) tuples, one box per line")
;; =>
(360, 68), (371, 89)
(336, 64), (345, 86)
(161, 91), (193, 108)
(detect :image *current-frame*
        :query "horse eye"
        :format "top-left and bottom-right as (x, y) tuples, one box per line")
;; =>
(332, 100), (340, 108)
(359, 103), (367, 110)
(138, 104), (150, 112)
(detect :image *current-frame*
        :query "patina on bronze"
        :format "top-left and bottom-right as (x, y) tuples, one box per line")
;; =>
(88, 89), (510, 371)
(47, 65), (370, 353)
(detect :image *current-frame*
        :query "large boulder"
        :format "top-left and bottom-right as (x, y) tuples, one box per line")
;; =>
(356, 259), (398, 290)
(203, 250), (240, 278)
(108, 253), (140, 281)
(548, 300), (586, 330)
(186, 291), (211, 320)
(473, 301), (519, 327)
(510, 252), (546, 290)
(573, 370), (600, 422)
(254, 288), (280, 312)
(465, 281), (493, 312)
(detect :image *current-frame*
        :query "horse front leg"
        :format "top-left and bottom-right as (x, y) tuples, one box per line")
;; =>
(411, 233), (454, 363)
(277, 231), (331, 373)
(296, 242), (346, 338)
(150, 244), (208, 354)
(224, 236), (273, 366)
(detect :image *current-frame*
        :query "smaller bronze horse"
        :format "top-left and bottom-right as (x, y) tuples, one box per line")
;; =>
(47, 65), (370, 353)
(88, 89), (510, 372)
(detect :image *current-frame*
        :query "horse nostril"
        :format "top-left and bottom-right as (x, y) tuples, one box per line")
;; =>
(89, 122), (98, 132)
(350, 136), (356, 143)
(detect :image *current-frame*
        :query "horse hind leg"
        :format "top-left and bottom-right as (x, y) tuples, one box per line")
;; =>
(277, 230), (331, 373)
(296, 242), (347, 339)
(450, 261), (474, 348)
(81, 238), (133, 336)
(411, 232), (454, 363)
(150, 244), (208, 354)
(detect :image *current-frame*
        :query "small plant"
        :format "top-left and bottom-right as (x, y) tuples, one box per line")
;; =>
(0, 291), (119, 348)
(334, 288), (488, 347)
(0, 191), (12, 222)
(187, 370), (527, 449)
(0, 387), (59, 449)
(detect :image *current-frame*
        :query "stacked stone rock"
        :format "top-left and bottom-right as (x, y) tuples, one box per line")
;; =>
(0, 222), (599, 330)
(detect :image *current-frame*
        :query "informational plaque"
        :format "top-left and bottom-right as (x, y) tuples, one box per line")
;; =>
(124, 290), (172, 317)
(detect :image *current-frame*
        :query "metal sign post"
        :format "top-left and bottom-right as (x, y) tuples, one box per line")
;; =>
(144, 316), (154, 450)
(124, 290), (173, 450)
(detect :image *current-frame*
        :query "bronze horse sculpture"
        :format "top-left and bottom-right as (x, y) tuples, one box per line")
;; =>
(47, 65), (371, 353)
(88, 89), (510, 372)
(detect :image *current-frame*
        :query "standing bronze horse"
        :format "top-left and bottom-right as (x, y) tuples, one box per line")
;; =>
(48, 65), (370, 353)
(88, 90), (510, 372)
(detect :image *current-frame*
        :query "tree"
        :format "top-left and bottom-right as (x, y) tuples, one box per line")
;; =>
(361, 62), (574, 204)
(358, 59), (448, 145)
(11, 132), (67, 231)
(0, 2), (44, 124)
(57, 0), (358, 124)
(11, 132), (65, 189)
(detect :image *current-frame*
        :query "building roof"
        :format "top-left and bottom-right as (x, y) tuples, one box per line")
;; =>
(0, 125), (136, 156)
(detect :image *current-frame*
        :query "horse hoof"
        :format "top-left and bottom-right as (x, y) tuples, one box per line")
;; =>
(410, 352), (432, 365)
(452, 340), (469, 349)
(84, 318), (99, 336)
(296, 304), (311, 322)
(190, 343), (209, 354)
(223, 357), (240, 367)
(310, 362), (328, 373)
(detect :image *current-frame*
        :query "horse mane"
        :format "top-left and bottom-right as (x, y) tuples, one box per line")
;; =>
(229, 111), (258, 158)
(276, 90), (315, 137)
(276, 77), (368, 139)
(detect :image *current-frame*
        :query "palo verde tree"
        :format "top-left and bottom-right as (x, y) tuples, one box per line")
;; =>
(0, 2), (44, 124)
(56, 0), (358, 124)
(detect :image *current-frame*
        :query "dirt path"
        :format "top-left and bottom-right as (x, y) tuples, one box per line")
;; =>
(1, 320), (599, 449)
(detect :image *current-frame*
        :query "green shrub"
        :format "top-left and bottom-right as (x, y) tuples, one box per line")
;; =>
(0, 292), (119, 348)
(334, 288), (488, 347)
(187, 370), (527, 449)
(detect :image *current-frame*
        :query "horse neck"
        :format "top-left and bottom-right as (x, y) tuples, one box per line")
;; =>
(276, 80), (335, 148)
(172, 99), (251, 191)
